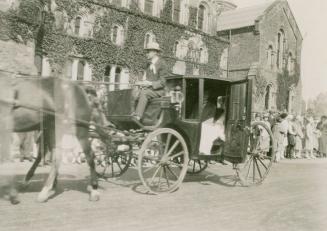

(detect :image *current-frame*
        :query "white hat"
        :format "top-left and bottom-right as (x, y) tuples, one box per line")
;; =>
(145, 42), (161, 52)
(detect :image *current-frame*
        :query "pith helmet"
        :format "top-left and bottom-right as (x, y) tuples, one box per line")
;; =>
(145, 42), (161, 52)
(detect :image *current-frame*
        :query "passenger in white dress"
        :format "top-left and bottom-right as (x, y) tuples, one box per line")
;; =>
(199, 96), (226, 155)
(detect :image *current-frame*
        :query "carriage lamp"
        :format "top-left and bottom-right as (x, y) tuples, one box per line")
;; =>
(170, 86), (184, 115)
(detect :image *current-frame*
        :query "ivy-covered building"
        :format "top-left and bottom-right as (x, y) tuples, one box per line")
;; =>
(217, 0), (303, 114)
(1, 0), (237, 91)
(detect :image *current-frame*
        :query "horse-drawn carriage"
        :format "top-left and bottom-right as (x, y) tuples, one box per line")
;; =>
(92, 74), (275, 194)
(0, 72), (275, 204)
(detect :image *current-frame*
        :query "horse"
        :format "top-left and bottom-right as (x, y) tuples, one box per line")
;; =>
(0, 74), (100, 203)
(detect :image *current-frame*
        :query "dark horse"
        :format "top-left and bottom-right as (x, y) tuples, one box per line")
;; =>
(0, 75), (100, 203)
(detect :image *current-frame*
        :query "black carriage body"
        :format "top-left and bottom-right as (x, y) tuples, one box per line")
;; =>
(106, 75), (253, 164)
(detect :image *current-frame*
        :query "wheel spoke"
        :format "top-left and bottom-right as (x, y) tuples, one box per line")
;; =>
(192, 161), (196, 172)
(166, 166), (179, 180)
(111, 158), (115, 176)
(164, 134), (172, 155)
(257, 157), (268, 170)
(157, 167), (163, 189)
(245, 156), (253, 180)
(116, 160), (123, 172)
(168, 161), (184, 168)
(169, 151), (184, 160)
(166, 140), (180, 157)
(149, 166), (162, 186)
(163, 167), (170, 188)
(254, 158), (263, 179)
(253, 156), (255, 182)
(143, 163), (160, 173)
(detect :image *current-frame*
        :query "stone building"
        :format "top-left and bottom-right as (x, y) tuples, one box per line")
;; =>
(30, 0), (237, 91)
(217, 0), (303, 114)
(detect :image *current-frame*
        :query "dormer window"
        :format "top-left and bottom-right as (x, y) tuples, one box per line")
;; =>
(77, 60), (85, 81)
(144, 0), (154, 15)
(111, 24), (124, 46)
(173, 0), (181, 23)
(198, 5), (205, 30)
(267, 45), (274, 69)
(111, 0), (122, 7)
(276, 29), (285, 69)
(144, 31), (156, 48)
(74, 16), (82, 36)
(197, 3), (209, 32)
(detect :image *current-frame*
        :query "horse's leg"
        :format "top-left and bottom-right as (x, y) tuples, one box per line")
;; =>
(23, 140), (44, 187)
(37, 126), (61, 203)
(77, 126), (100, 201)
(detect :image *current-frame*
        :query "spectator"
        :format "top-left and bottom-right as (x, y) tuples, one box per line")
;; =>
(294, 115), (304, 158)
(260, 113), (271, 155)
(280, 112), (289, 160)
(12, 132), (34, 162)
(274, 113), (288, 162)
(286, 115), (296, 159)
(304, 117), (315, 159)
(317, 115), (327, 157)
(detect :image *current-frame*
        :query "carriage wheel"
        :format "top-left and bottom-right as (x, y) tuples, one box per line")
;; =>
(92, 136), (132, 179)
(236, 121), (275, 186)
(187, 160), (208, 174)
(138, 128), (189, 194)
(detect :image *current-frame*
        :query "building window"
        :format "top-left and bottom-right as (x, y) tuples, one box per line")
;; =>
(104, 65), (111, 82)
(144, 0), (154, 15)
(287, 52), (294, 74)
(111, 0), (122, 6)
(173, 0), (181, 23)
(219, 48), (228, 78)
(197, 5), (205, 31)
(77, 60), (85, 80)
(34, 55), (42, 76)
(130, 0), (139, 9)
(111, 25), (124, 46)
(115, 67), (121, 90)
(276, 29), (285, 69)
(267, 45), (274, 69)
(265, 85), (271, 110)
(173, 41), (179, 57)
(65, 59), (73, 79)
(199, 47), (208, 64)
(74, 16), (82, 36)
(144, 31), (156, 48)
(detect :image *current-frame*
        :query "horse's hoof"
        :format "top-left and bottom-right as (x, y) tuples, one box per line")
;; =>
(10, 196), (20, 205)
(20, 181), (30, 190)
(36, 189), (55, 203)
(89, 190), (100, 202)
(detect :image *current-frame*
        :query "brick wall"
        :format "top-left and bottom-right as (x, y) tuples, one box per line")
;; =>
(217, 0), (303, 114)
(258, 0), (302, 114)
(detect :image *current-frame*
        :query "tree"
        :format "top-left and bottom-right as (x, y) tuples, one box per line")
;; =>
(312, 92), (327, 117)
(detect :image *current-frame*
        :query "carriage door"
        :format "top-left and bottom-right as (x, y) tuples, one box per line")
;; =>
(224, 80), (252, 161)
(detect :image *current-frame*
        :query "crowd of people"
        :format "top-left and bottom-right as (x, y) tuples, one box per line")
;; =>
(255, 112), (327, 162)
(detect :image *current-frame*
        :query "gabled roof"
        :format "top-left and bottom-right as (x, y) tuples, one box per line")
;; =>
(217, 1), (275, 31)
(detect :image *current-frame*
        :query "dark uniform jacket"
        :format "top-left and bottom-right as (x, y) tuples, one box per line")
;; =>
(145, 58), (169, 90)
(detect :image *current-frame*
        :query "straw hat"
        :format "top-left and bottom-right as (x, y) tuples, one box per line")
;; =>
(145, 42), (161, 52)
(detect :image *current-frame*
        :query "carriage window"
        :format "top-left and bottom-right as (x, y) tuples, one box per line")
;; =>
(185, 79), (199, 119)
(229, 83), (247, 120)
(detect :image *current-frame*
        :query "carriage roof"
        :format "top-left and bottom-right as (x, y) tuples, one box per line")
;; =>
(166, 74), (248, 83)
